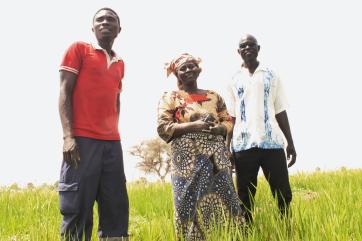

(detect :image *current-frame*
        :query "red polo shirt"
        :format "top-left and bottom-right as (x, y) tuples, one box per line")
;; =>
(60, 41), (124, 140)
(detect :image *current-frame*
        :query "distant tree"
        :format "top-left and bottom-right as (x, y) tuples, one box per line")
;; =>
(130, 138), (171, 182)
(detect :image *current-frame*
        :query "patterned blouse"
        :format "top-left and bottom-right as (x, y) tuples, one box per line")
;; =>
(157, 90), (232, 143)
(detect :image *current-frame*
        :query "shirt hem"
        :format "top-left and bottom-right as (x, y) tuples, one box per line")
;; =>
(232, 145), (284, 152)
(73, 129), (121, 141)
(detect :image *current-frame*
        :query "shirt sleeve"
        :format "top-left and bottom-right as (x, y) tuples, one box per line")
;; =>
(118, 59), (125, 92)
(59, 42), (83, 75)
(157, 92), (177, 143)
(215, 93), (233, 134)
(273, 72), (289, 114)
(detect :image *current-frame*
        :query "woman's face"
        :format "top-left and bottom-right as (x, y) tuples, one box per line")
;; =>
(176, 62), (201, 85)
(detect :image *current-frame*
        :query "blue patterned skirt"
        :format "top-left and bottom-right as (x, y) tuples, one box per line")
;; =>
(171, 132), (244, 240)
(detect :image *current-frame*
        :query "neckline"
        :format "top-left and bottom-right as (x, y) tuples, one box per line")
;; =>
(183, 90), (209, 96)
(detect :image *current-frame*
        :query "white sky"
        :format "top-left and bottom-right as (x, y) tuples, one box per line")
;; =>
(0, 0), (361, 186)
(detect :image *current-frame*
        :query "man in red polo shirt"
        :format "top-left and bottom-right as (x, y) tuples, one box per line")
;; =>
(58, 8), (129, 241)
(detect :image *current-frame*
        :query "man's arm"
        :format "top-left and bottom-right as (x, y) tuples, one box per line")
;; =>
(226, 117), (235, 170)
(117, 93), (120, 115)
(226, 117), (235, 152)
(276, 110), (296, 167)
(59, 70), (80, 167)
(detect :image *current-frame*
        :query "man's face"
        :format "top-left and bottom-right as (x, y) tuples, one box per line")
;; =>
(238, 36), (260, 62)
(92, 10), (121, 42)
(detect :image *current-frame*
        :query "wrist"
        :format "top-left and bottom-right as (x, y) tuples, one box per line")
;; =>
(219, 124), (227, 136)
(63, 134), (74, 140)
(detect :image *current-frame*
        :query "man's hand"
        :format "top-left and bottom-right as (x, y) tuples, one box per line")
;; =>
(286, 144), (296, 168)
(227, 151), (236, 173)
(63, 136), (80, 168)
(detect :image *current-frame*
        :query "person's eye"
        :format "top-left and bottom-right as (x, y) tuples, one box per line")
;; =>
(239, 44), (246, 48)
(107, 17), (116, 22)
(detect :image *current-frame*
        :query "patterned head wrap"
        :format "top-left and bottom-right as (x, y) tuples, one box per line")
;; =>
(165, 53), (201, 77)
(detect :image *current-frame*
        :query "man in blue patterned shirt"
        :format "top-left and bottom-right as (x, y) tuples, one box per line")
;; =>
(226, 34), (297, 223)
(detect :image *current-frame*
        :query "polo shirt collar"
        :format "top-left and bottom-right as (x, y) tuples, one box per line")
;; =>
(91, 42), (122, 62)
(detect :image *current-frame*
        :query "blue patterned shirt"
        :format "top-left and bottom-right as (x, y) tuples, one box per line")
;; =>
(226, 64), (288, 152)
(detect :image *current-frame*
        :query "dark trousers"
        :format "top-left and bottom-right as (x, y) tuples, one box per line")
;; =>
(234, 148), (292, 222)
(59, 137), (129, 241)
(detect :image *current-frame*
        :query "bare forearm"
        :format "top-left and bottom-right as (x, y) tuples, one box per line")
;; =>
(276, 111), (297, 167)
(276, 111), (294, 146)
(172, 120), (212, 139)
(172, 122), (198, 139)
(59, 87), (73, 138)
(59, 71), (77, 138)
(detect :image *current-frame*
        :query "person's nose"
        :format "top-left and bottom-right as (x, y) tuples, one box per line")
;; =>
(101, 18), (110, 26)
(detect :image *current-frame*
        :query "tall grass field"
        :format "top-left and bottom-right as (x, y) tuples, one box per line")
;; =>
(1, 169), (361, 241)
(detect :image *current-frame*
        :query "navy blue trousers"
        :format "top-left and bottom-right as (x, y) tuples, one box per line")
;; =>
(234, 148), (292, 222)
(59, 137), (129, 241)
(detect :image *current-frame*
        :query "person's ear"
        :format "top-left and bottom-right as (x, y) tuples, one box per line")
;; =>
(92, 26), (95, 33)
(237, 49), (241, 55)
(118, 26), (122, 33)
(177, 79), (183, 89)
(257, 45), (261, 52)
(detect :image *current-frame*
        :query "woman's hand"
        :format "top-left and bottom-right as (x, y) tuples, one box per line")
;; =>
(208, 124), (227, 136)
(171, 120), (214, 139)
(191, 119), (214, 132)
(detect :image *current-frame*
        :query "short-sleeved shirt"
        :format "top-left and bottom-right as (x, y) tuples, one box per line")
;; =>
(157, 90), (232, 143)
(226, 64), (288, 152)
(60, 41), (124, 140)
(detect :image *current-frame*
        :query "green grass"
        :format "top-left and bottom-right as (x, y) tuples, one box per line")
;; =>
(1, 169), (362, 241)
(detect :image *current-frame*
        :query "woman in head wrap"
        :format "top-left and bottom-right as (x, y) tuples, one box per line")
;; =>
(158, 54), (245, 240)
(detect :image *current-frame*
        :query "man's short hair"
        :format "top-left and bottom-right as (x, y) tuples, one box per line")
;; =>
(93, 7), (120, 26)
